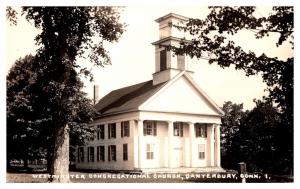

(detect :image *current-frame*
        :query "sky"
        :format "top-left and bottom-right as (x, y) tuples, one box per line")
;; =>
(5, 6), (293, 111)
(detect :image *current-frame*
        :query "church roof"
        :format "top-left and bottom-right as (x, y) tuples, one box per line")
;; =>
(94, 80), (166, 116)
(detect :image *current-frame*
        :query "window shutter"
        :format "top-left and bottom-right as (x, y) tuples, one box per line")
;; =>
(97, 146), (99, 161)
(180, 124), (183, 137)
(113, 145), (117, 161)
(113, 123), (116, 138)
(108, 146), (111, 161)
(103, 125), (105, 139)
(154, 122), (157, 136)
(108, 124), (111, 139)
(128, 121), (130, 137)
(103, 146), (105, 161)
(121, 123), (124, 138)
(143, 124), (146, 136)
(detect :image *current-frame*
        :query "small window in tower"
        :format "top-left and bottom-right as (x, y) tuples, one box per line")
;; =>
(160, 49), (167, 71)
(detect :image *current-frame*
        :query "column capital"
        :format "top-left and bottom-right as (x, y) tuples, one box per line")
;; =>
(137, 119), (144, 122)
(167, 120), (173, 124)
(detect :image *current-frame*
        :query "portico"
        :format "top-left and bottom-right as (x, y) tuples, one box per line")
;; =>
(135, 117), (221, 169)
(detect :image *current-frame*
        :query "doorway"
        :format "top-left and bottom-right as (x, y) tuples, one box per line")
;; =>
(173, 147), (184, 167)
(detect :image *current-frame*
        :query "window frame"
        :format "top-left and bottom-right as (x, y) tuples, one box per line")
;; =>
(108, 145), (117, 161)
(198, 144), (205, 160)
(97, 124), (105, 140)
(160, 49), (167, 71)
(146, 144), (154, 160)
(123, 143), (128, 161)
(97, 146), (105, 162)
(121, 121), (130, 138)
(108, 123), (116, 139)
(143, 121), (157, 136)
(174, 122), (184, 137)
(87, 146), (94, 162)
(77, 147), (84, 163)
(195, 123), (207, 138)
(88, 127), (95, 141)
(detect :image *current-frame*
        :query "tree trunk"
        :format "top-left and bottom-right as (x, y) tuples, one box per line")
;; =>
(48, 124), (70, 183)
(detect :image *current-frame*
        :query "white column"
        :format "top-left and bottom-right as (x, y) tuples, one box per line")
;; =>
(138, 119), (144, 169)
(168, 121), (174, 168)
(215, 124), (221, 167)
(189, 122), (195, 167)
(131, 120), (138, 168)
(210, 124), (215, 166)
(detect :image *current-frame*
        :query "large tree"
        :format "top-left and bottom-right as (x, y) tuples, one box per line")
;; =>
(7, 54), (96, 173)
(238, 101), (281, 173)
(220, 101), (247, 169)
(171, 6), (293, 174)
(7, 7), (125, 182)
(7, 55), (46, 170)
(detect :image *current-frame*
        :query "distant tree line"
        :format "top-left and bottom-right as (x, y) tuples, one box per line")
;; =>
(221, 100), (292, 175)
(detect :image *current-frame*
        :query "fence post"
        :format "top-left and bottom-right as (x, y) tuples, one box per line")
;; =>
(238, 162), (247, 183)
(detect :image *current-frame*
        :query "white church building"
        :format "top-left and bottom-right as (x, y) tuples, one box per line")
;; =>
(75, 13), (224, 172)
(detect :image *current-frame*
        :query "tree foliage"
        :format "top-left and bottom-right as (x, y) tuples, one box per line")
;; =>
(172, 7), (293, 113)
(221, 100), (292, 174)
(220, 101), (246, 157)
(172, 6), (293, 174)
(6, 55), (95, 169)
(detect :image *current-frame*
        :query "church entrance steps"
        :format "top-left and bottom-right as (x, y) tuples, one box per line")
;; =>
(139, 167), (226, 173)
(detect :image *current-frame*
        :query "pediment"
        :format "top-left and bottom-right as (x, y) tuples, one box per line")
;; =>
(139, 74), (223, 116)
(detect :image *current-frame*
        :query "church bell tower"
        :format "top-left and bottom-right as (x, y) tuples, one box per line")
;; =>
(152, 13), (192, 85)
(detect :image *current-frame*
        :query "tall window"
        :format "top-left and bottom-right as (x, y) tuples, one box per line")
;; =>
(123, 144), (128, 161)
(143, 121), (157, 136)
(87, 147), (94, 162)
(108, 145), (116, 161)
(195, 123), (207, 138)
(146, 144), (154, 159)
(97, 146), (105, 161)
(198, 144), (205, 159)
(108, 123), (116, 139)
(174, 122), (184, 137)
(97, 124), (105, 140)
(88, 127), (95, 141)
(160, 49), (167, 71)
(77, 147), (84, 162)
(121, 121), (130, 137)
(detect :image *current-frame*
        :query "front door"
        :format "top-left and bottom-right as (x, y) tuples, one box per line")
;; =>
(174, 147), (184, 167)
